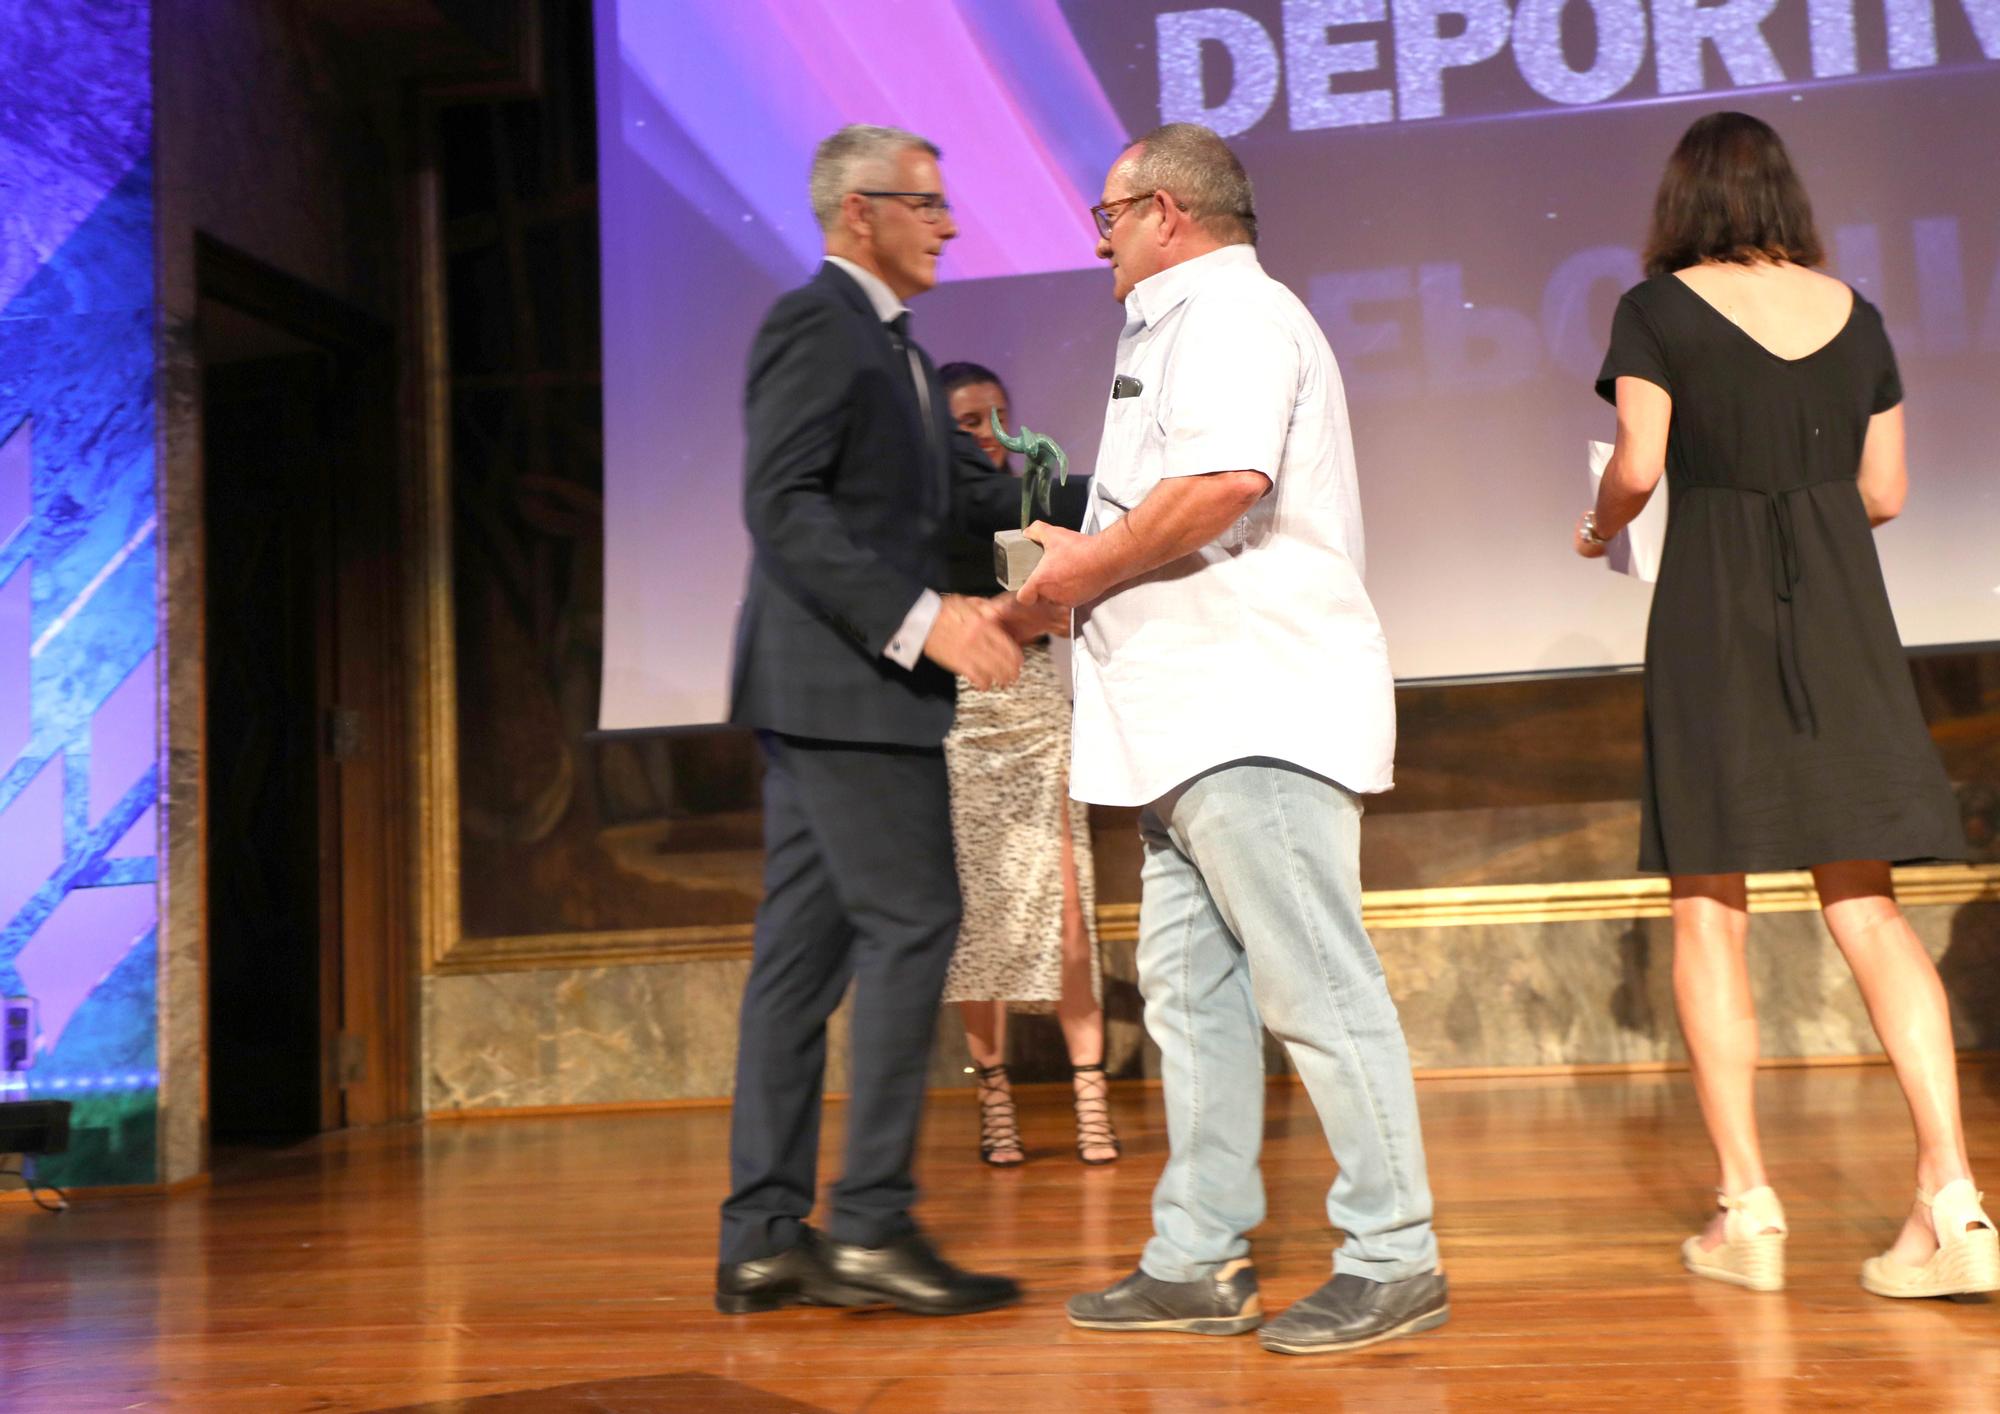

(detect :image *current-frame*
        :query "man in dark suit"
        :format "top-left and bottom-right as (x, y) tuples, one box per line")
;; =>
(716, 125), (1039, 1317)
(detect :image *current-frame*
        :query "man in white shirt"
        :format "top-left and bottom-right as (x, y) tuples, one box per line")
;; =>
(1020, 123), (1445, 1355)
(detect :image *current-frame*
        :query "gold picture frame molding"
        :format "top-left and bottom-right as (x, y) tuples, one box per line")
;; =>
(407, 153), (2000, 983)
(424, 865), (2000, 977)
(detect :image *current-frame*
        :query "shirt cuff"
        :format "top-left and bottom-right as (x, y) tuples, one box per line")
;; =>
(883, 589), (942, 670)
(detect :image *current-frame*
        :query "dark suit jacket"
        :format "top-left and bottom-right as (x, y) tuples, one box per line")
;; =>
(728, 263), (1019, 747)
(941, 463), (1091, 596)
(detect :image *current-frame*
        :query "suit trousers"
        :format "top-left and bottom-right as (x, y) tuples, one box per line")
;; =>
(718, 730), (961, 1265)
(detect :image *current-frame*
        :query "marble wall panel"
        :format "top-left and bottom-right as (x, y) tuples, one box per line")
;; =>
(428, 958), (970, 1112)
(424, 901), (2000, 1113)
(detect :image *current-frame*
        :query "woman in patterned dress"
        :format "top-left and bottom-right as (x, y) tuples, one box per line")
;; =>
(937, 362), (1119, 1167)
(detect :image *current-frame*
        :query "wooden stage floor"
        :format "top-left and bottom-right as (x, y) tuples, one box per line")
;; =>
(6, 1064), (2000, 1411)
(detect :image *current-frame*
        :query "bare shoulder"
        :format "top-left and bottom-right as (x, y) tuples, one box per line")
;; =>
(1670, 262), (1728, 295)
(1788, 263), (1854, 308)
(1791, 263), (1848, 293)
(1686, 260), (1851, 316)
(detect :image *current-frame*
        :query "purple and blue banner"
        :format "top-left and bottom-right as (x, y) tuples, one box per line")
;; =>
(0, 0), (160, 1186)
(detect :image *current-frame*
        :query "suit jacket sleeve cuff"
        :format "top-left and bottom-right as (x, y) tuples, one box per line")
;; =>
(883, 589), (942, 670)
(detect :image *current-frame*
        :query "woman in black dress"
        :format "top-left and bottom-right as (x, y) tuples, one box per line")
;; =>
(1580, 112), (1995, 1299)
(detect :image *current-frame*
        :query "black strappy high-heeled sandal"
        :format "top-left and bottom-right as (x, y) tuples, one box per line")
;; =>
(975, 1063), (1026, 1167)
(1071, 1062), (1122, 1166)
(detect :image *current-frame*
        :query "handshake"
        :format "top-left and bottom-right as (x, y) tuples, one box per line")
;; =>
(922, 592), (1070, 692)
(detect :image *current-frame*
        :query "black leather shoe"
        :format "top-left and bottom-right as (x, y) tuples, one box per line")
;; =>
(715, 1226), (867, 1314)
(819, 1231), (1021, 1315)
(1066, 1259), (1262, 1334)
(1257, 1270), (1449, 1355)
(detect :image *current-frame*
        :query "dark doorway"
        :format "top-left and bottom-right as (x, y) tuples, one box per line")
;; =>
(203, 348), (336, 1139)
(198, 240), (413, 1145)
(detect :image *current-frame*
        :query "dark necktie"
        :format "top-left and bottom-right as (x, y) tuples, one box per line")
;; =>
(886, 313), (941, 518)
(885, 312), (934, 452)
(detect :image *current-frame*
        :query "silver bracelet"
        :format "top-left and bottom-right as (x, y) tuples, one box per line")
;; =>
(1580, 511), (1607, 546)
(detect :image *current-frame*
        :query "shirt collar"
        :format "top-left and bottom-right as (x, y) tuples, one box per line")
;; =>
(1125, 243), (1261, 329)
(824, 256), (909, 325)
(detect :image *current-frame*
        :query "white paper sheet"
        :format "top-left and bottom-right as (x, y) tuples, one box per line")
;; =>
(1588, 440), (1668, 582)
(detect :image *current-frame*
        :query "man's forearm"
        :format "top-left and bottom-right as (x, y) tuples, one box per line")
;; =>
(1086, 471), (1268, 590)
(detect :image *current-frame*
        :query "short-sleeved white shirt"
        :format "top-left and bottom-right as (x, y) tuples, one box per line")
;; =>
(1069, 244), (1396, 807)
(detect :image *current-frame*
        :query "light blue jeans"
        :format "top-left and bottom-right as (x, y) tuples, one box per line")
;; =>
(1137, 758), (1438, 1284)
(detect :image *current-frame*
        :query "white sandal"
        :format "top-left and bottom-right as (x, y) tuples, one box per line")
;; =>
(1860, 1180), (2000, 1299)
(1682, 1186), (1787, 1292)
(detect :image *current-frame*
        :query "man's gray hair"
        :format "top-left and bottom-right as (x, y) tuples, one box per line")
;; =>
(1124, 123), (1257, 246)
(809, 124), (941, 233)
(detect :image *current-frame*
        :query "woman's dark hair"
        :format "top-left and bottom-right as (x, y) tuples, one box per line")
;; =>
(1643, 112), (1824, 278)
(936, 361), (1007, 398)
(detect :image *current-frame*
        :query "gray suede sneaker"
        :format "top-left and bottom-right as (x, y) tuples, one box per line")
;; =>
(1065, 1258), (1262, 1335)
(1257, 1270), (1449, 1355)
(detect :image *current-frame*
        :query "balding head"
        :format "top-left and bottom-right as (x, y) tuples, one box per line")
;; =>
(1095, 124), (1256, 302)
(1122, 123), (1257, 247)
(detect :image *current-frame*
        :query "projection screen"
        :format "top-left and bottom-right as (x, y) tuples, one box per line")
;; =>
(595, 0), (2000, 731)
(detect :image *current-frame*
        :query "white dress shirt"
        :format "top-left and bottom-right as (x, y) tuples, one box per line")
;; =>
(1069, 244), (1396, 806)
(822, 255), (940, 670)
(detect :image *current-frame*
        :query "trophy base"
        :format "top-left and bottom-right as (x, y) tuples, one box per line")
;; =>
(994, 529), (1042, 591)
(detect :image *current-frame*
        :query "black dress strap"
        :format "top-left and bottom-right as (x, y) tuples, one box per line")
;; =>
(1766, 490), (1813, 736)
(1676, 480), (1826, 735)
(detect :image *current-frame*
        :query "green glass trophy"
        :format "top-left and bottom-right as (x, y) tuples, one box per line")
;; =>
(991, 409), (1070, 591)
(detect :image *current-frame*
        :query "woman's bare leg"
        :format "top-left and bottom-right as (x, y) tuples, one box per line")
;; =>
(1672, 873), (1770, 1247)
(1814, 860), (1973, 1265)
(960, 999), (1007, 1072)
(960, 1000), (1023, 1165)
(1053, 800), (1104, 1068)
(1052, 798), (1116, 1162)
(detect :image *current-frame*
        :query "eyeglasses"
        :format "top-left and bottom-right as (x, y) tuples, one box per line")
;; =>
(855, 190), (953, 223)
(1089, 191), (1158, 240)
